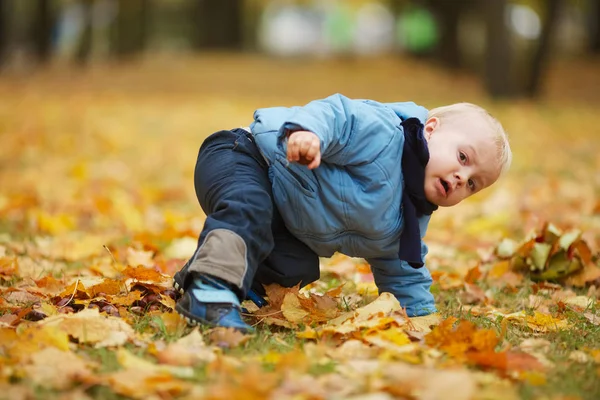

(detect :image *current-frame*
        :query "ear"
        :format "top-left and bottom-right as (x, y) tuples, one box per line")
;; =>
(423, 117), (439, 141)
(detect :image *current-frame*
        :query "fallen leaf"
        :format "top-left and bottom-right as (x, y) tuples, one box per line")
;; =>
(156, 329), (216, 366)
(583, 312), (600, 326)
(208, 327), (252, 348)
(23, 347), (95, 389)
(41, 308), (134, 347)
(281, 292), (309, 324)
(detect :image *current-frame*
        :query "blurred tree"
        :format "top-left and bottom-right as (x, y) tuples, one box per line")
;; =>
(590, 0), (600, 53)
(114, 0), (149, 57)
(32, 0), (56, 63)
(0, 0), (8, 66)
(484, 0), (512, 97)
(75, 0), (93, 64)
(422, 0), (476, 68)
(525, 0), (561, 97)
(192, 0), (243, 49)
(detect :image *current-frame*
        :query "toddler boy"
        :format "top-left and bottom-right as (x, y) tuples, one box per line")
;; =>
(173, 94), (512, 332)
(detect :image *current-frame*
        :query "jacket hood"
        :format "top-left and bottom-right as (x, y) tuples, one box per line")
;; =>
(386, 102), (429, 124)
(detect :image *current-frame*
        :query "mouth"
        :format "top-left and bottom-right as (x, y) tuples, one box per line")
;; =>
(439, 179), (450, 197)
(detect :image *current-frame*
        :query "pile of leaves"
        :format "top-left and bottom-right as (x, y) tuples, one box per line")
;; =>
(1, 55), (600, 399)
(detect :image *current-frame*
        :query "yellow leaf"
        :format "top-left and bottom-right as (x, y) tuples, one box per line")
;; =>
(409, 313), (442, 333)
(281, 292), (308, 324)
(364, 328), (411, 348)
(207, 327), (252, 348)
(116, 348), (193, 378)
(156, 329), (216, 366)
(40, 308), (134, 347)
(8, 325), (70, 362)
(126, 247), (154, 268)
(23, 347), (95, 389)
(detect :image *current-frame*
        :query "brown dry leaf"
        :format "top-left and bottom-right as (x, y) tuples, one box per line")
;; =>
(408, 313), (442, 333)
(467, 350), (545, 374)
(584, 312), (600, 326)
(425, 318), (499, 360)
(464, 265), (482, 283)
(459, 283), (488, 305)
(298, 293), (407, 340)
(155, 329), (216, 366)
(22, 347), (95, 389)
(562, 295), (596, 310)
(263, 283), (300, 311)
(208, 327), (252, 348)
(329, 292), (401, 326)
(0, 257), (18, 279)
(154, 311), (187, 336)
(58, 280), (90, 300)
(340, 361), (477, 400)
(109, 290), (143, 306)
(126, 247), (155, 268)
(41, 308), (134, 347)
(34, 276), (65, 295)
(89, 279), (124, 297)
(0, 384), (33, 400)
(281, 292), (309, 324)
(2, 290), (41, 305)
(122, 265), (169, 283)
(5, 324), (71, 362)
(565, 263), (600, 287)
(107, 369), (191, 399)
(504, 311), (570, 333)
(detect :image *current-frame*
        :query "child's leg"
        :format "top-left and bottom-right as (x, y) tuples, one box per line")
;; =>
(175, 129), (275, 330)
(251, 204), (320, 295)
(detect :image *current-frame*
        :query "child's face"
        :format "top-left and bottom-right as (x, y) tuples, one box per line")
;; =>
(423, 117), (501, 207)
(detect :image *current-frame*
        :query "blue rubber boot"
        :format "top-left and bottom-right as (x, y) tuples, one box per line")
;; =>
(173, 264), (268, 309)
(175, 275), (254, 333)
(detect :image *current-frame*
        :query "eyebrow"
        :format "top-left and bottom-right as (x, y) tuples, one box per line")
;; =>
(467, 145), (478, 165)
(466, 145), (487, 189)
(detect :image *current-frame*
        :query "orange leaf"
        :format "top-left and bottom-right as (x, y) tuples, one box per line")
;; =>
(89, 279), (124, 297)
(122, 266), (168, 283)
(467, 350), (544, 373)
(464, 265), (482, 284)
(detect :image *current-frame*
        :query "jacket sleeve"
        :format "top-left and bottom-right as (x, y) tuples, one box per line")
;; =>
(277, 93), (400, 165)
(366, 216), (436, 317)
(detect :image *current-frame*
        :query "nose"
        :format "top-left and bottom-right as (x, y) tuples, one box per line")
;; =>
(454, 171), (465, 188)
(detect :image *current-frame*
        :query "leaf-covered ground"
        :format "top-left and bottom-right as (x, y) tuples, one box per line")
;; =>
(0, 54), (599, 400)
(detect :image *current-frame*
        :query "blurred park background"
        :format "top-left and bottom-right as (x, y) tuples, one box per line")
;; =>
(0, 0), (599, 261)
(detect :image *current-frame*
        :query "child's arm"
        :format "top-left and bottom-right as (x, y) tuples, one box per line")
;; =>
(367, 253), (436, 317)
(367, 215), (436, 317)
(275, 93), (427, 166)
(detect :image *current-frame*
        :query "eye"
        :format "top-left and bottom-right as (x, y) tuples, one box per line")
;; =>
(468, 179), (476, 191)
(459, 152), (467, 163)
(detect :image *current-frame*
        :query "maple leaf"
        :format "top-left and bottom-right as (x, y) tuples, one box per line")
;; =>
(208, 327), (252, 348)
(155, 328), (216, 366)
(22, 347), (96, 389)
(122, 265), (169, 283)
(40, 308), (135, 347)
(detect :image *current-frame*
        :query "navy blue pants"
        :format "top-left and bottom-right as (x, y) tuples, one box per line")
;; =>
(187, 128), (320, 298)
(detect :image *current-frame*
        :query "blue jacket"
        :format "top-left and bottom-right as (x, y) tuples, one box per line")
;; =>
(249, 94), (436, 316)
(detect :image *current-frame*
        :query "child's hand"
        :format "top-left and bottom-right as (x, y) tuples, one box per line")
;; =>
(287, 130), (321, 169)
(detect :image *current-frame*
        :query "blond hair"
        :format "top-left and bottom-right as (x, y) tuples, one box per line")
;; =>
(428, 103), (512, 176)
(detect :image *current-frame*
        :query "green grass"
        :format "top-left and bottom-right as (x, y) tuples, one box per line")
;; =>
(435, 279), (600, 400)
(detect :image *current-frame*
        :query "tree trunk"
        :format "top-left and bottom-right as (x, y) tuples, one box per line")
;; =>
(484, 0), (513, 98)
(115, 0), (148, 57)
(0, 0), (11, 66)
(75, 0), (93, 64)
(589, 0), (600, 53)
(426, 0), (475, 68)
(192, 0), (243, 50)
(526, 0), (561, 97)
(32, 0), (55, 63)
